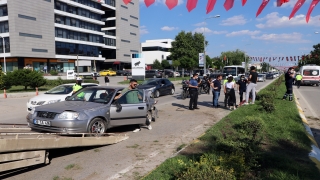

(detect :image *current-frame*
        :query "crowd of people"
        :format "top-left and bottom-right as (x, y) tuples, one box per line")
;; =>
(188, 66), (259, 111)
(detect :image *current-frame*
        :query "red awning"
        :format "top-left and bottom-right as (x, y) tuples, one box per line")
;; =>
(113, 61), (120, 65)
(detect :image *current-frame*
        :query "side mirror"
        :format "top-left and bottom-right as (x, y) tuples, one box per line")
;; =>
(65, 96), (71, 101)
(115, 101), (122, 112)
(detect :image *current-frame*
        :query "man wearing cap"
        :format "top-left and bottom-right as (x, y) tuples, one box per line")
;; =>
(73, 77), (83, 94)
(282, 67), (295, 101)
(188, 73), (199, 110)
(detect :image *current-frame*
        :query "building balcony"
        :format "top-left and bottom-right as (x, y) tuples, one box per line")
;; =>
(54, 10), (105, 25)
(0, 0), (7, 6)
(57, 0), (105, 15)
(55, 37), (105, 47)
(55, 23), (104, 36)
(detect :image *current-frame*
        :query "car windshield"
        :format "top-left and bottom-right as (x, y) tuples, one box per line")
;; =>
(258, 75), (263, 77)
(141, 79), (159, 85)
(68, 88), (116, 104)
(45, 85), (73, 94)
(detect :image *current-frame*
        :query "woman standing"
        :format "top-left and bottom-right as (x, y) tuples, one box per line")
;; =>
(104, 75), (110, 86)
(224, 76), (236, 110)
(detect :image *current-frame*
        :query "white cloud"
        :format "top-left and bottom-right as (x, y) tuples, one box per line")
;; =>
(256, 12), (320, 29)
(226, 30), (261, 37)
(140, 25), (149, 35)
(273, 0), (311, 8)
(193, 22), (207, 27)
(220, 15), (248, 26)
(193, 27), (228, 34)
(251, 32), (310, 43)
(161, 26), (178, 31)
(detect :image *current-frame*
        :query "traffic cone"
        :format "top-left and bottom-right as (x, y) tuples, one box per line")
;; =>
(4, 88), (7, 98)
(36, 87), (39, 96)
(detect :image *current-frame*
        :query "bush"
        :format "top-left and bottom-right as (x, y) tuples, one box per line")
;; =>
(6, 69), (46, 90)
(0, 65), (11, 90)
(45, 78), (99, 86)
(50, 70), (59, 76)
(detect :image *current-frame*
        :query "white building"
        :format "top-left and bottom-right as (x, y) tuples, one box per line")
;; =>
(141, 39), (173, 66)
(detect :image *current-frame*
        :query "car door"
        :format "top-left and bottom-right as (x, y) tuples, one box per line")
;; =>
(109, 89), (147, 127)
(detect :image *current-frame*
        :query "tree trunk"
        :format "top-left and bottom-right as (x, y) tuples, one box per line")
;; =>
(25, 86), (27, 90)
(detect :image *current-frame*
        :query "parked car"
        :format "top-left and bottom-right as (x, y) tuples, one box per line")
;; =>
(27, 83), (99, 112)
(257, 74), (266, 82)
(174, 71), (180, 77)
(145, 69), (163, 78)
(177, 71), (191, 77)
(26, 87), (158, 135)
(116, 70), (131, 76)
(137, 78), (175, 98)
(99, 70), (116, 76)
(209, 73), (227, 81)
(266, 73), (274, 79)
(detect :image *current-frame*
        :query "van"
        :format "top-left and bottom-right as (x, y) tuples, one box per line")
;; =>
(300, 64), (320, 86)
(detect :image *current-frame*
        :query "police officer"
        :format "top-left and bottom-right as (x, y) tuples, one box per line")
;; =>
(189, 73), (199, 110)
(295, 72), (302, 89)
(73, 77), (83, 94)
(283, 67), (295, 101)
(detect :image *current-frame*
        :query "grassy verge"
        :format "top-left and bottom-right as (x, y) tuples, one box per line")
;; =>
(118, 77), (189, 84)
(143, 77), (320, 180)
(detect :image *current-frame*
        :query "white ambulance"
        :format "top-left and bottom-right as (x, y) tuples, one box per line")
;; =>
(300, 64), (320, 86)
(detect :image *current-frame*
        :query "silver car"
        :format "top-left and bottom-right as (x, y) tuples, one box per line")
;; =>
(26, 86), (158, 135)
(257, 74), (266, 82)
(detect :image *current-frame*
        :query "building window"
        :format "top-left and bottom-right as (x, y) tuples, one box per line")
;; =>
(0, 37), (10, 53)
(56, 42), (99, 57)
(70, 0), (101, 9)
(55, 15), (101, 32)
(130, 24), (138, 28)
(130, 32), (136, 36)
(130, 50), (139, 53)
(55, 28), (102, 43)
(0, 5), (8, 17)
(19, 32), (42, 39)
(105, 0), (116, 7)
(44, 0), (51, 2)
(142, 46), (169, 52)
(129, 2), (134, 5)
(121, 17), (128, 21)
(32, 48), (48, 53)
(121, 39), (130, 43)
(104, 38), (116, 46)
(130, 15), (138, 20)
(121, 5), (128, 9)
(18, 14), (36, 21)
(105, 31), (116, 36)
(0, 21), (9, 33)
(124, 54), (131, 57)
(55, 1), (101, 21)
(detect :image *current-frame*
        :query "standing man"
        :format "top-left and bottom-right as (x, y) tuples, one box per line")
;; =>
(73, 77), (83, 94)
(282, 67), (295, 101)
(104, 75), (110, 86)
(188, 73), (199, 110)
(212, 75), (222, 108)
(44, 65), (47, 74)
(237, 75), (247, 104)
(245, 66), (258, 105)
(295, 72), (302, 89)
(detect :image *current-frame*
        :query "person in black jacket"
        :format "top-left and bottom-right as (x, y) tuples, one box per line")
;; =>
(283, 67), (295, 101)
(104, 75), (110, 86)
(237, 75), (247, 104)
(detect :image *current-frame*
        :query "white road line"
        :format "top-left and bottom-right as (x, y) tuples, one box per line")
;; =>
(294, 87), (319, 119)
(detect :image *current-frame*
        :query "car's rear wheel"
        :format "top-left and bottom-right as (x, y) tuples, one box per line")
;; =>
(170, 88), (175, 95)
(154, 90), (160, 98)
(88, 118), (107, 136)
(145, 111), (152, 125)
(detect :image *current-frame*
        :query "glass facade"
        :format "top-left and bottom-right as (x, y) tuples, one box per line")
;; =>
(55, 15), (101, 32)
(55, 28), (102, 43)
(71, 0), (101, 9)
(0, 21), (9, 33)
(50, 62), (75, 73)
(105, 0), (115, 7)
(0, 37), (10, 53)
(32, 62), (47, 72)
(0, 62), (18, 72)
(0, 5), (8, 17)
(56, 42), (99, 57)
(104, 38), (116, 46)
(55, 1), (101, 20)
(142, 46), (169, 52)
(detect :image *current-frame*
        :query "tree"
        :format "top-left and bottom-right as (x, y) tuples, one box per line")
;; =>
(161, 60), (170, 69)
(7, 69), (46, 90)
(260, 62), (269, 72)
(220, 49), (249, 66)
(172, 60), (180, 71)
(299, 43), (320, 67)
(0, 65), (11, 90)
(205, 55), (213, 69)
(152, 59), (162, 69)
(170, 31), (206, 69)
(212, 56), (224, 71)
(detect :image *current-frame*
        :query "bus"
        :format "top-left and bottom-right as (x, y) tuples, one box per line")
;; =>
(223, 66), (245, 79)
(300, 64), (320, 86)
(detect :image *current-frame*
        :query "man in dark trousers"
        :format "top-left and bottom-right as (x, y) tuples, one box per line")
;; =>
(237, 75), (247, 104)
(188, 73), (199, 110)
(283, 67), (295, 101)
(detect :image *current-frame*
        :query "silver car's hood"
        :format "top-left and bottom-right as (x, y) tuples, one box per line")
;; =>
(35, 101), (107, 113)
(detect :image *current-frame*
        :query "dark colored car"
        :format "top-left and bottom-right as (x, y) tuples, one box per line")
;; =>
(266, 73), (274, 79)
(178, 71), (191, 77)
(116, 70), (131, 76)
(145, 69), (163, 78)
(137, 78), (175, 98)
(162, 70), (175, 78)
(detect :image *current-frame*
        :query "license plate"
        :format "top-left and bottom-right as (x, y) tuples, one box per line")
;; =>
(34, 119), (51, 126)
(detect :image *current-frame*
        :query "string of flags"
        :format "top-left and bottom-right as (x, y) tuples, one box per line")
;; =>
(249, 55), (319, 63)
(123, 0), (320, 23)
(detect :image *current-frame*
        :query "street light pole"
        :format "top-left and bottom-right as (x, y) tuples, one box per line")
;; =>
(0, 35), (6, 73)
(203, 15), (220, 75)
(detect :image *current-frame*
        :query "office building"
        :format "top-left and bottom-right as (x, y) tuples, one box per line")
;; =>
(0, 0), (140, 73)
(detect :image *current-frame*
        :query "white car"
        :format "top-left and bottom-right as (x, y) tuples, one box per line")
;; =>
(174, 71), (180, 77)
(26, 83), (99, 112)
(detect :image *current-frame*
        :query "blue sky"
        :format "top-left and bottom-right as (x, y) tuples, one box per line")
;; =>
(138, 0), (320, 67)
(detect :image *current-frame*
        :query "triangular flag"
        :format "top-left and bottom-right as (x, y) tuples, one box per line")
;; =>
(242, 0), (247, 6)
(206, 0), (217, 14)
(187, 0), (198, 12)
(277, 0), (290, 7)
(224, 0), (235, 11)
(306, 0), (320, 23)
(256, 0), (271, 17)
(166, 0), (178, 10)
(144, 0), (155, 7)
(123, 0), (132, 5)
(289, 0), (306, 19)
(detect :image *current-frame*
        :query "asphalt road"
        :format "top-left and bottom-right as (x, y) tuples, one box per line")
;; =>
(0, 79), (273, 180)
(293, 85), (320, 119)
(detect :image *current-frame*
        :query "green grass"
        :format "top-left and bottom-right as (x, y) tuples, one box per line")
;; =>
(5, 85), (55, 93)
(117, 77), (188, 84)
(143, 77), (320, 180)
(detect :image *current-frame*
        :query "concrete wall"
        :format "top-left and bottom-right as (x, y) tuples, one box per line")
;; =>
(7, 0), (55, 58)
(116, 1), (140, 63)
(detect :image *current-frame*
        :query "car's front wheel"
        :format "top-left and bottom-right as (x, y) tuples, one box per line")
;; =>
(88, 118), (107, 136)
(154, 90), (160, 98)
(145, 111), (152, 126)
(170, 88), (175, 95)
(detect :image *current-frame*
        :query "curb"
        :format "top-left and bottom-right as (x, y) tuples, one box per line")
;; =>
(294, 96), (320, 170)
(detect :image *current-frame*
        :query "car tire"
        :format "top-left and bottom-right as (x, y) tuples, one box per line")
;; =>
(170, 88), (175, 95)
(154, 90), (160, 98)
(87, 118), (107, 136)
(145, 111), (152, 126)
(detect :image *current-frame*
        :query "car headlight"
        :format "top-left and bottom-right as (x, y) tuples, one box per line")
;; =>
(58, 111), (79, 119)
(47, 99), (61, 104)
